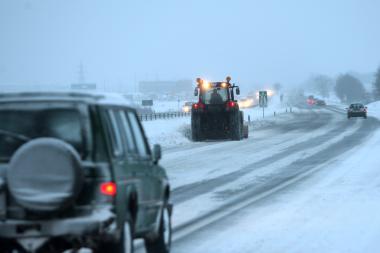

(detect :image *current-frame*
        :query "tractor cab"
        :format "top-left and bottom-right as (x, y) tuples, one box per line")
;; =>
(194, 77), (240, 106)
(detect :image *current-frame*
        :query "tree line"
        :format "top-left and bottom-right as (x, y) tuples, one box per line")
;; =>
(308, 66), (380, 104)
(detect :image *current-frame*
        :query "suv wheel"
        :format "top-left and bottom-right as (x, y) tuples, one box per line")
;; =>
(99, 221), (134, 253)
(145, 205), (172, 253)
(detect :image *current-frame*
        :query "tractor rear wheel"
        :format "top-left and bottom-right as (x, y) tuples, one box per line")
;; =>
(230, 113), (242, 141)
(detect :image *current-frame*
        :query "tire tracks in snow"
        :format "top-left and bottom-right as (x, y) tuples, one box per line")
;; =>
(170, 116), (380, 245)
(170, 109), (353, 204)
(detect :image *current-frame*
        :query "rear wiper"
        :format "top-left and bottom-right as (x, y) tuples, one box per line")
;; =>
(0, 129), (31, 142)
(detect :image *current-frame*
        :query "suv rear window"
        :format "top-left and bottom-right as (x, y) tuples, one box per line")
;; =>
(350, 104), (364, 109)
(0, 102), (88, 162)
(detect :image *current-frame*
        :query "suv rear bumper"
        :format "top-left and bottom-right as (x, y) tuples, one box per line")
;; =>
(0, 207), (116, 240)
(348, 112), (366, 117)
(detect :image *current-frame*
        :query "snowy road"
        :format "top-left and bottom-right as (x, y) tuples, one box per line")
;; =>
(138, 106), (380, 252)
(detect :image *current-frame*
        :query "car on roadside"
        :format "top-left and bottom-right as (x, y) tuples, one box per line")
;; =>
(307, 95), (316, 105)
(0, 92), (172, 253)
(347, 103), (367, 119)
(238, 97), (255, 109)
(315, 99), (326, 106)
(182, 101), (194, 113)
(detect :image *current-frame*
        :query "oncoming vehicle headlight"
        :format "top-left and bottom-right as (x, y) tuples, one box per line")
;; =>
(267, 89), (274, 97)
(221, 82), (227, 88)
(183, 106), (190, 113)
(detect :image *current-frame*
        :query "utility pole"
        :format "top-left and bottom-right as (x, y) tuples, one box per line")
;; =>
(78, 62), (85, 83)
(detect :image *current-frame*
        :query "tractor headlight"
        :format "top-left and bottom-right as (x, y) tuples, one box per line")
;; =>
(202, 81), (211, 90)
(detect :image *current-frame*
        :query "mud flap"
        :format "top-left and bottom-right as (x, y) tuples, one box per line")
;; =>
(191, 114), (203, 141)
(0, 178), (5, 221)
(243, 124), (249, 138)
(229, 113), (242, 140)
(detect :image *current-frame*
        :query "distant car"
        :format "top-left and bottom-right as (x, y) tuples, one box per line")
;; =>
(182, 101), (193, 113)
(238, 98), (255, 108)
(0, 92), (172, 253)
(315, 99), (326, 106)
(307, 95), (316, 105)
(347, 103), (367, 119)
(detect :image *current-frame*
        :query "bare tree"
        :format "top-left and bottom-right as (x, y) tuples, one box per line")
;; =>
(273, 83), (282, 92)
(373, 66), (380, 100)
(310, 75), (332, 98)
(335, 74), (366, 103)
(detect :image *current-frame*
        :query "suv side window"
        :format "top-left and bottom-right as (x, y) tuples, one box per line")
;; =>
(118, 110), (138, 155)
(107, 109), (124, 157)
(126, 111), (150, 158)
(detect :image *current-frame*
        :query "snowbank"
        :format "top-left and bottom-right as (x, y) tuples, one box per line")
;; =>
(142, 117), (191, 148)
(366, 101), (380, 120)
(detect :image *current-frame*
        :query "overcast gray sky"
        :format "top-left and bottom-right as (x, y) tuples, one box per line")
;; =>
(0, 0), (379, 90)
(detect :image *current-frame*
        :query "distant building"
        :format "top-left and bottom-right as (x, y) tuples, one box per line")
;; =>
(71, 83), (97, 90)
(139, 80), (192, 95)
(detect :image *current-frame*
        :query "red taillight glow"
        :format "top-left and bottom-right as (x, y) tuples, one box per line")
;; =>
(100, 182), (117, 196)
(227, 101), (236, 108)
(193, 102), (205, 110)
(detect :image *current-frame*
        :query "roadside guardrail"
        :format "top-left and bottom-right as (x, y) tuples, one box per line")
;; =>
(138, 112), (191, 121)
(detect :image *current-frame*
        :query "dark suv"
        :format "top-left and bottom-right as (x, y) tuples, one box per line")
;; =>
(347, 103), (367, 119)
(0, 92), (172, 253)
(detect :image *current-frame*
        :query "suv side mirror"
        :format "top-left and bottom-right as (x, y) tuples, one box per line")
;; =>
(152, 144), (162, 164)
(236, 87), (240, 95)
(194, 88), (199, 96)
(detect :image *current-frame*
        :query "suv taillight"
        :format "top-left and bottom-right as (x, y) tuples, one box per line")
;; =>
(100, 182), (117, 196)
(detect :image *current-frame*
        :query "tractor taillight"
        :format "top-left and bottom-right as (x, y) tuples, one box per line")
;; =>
(227, 101), (236, 108)
(193, 102), (205, 110)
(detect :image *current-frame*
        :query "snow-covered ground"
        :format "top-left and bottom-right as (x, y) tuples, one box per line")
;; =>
(367, 100), (380, 120)
(136, 103), (380, 253)
(171, 119), (380, 253)
(142, 117), (192, 148)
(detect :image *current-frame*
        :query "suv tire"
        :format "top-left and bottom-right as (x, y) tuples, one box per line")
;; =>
(99, 220), (134, 253)
(7, 138), (83, 212)
(145, 205), (172, 253)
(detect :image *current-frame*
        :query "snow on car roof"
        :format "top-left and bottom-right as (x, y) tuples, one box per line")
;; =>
(0, 91), (137, 108)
